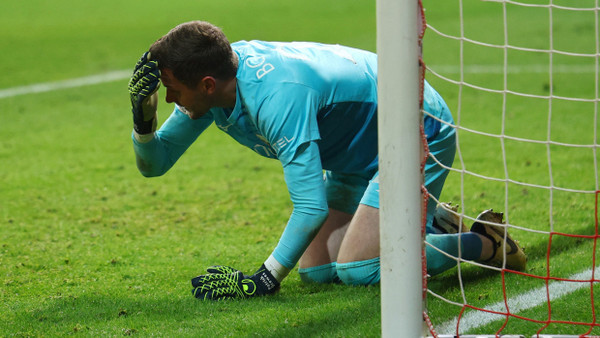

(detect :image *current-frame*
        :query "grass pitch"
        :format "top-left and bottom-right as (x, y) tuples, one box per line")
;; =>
(0, 1), (378, 336)
(1, 0), (599, 336)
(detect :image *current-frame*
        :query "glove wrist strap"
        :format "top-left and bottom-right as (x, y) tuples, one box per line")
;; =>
(133, 130), (155, 143)
(133, 116), (156, 135)
(253, 264), (280, 295)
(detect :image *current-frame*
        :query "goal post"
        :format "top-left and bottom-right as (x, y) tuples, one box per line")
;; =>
(377, 0), (424, 336)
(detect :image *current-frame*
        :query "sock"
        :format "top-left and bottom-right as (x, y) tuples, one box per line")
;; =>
(336, 257), (381, 286)
(298, 262), (341, 284)
(425, 232), (483, 276)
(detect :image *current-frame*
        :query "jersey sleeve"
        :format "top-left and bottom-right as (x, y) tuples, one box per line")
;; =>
(252, 86), (329, 268)
(272, 141), (329, 268)
(132, 107), (214, 177)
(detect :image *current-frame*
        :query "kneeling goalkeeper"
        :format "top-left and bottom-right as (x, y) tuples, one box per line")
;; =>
(128, 21), (526, 300)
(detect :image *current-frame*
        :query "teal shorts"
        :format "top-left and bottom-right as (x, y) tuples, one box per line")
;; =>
(324, 109), (456, 229)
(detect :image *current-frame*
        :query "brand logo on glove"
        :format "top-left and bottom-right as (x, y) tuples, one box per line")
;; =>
(259, 273), (277, 291)
(241, 279), (257, 295)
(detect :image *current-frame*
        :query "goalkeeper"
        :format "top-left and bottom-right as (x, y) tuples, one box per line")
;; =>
(128, 21), (526, 300)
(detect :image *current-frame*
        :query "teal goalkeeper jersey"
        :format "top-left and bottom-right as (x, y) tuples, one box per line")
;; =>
(132, 40), (447, 269)
(221, 40), (380, 172)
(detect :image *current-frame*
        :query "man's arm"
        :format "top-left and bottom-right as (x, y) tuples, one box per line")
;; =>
(132, 108), (212, 177)
(191, 141), (329, 300)
(274, 141), (329, 267)
(128, 52), (213, 177)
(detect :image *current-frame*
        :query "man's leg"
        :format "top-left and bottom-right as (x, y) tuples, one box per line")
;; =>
(335, 203), (493, 282)
(297, 171), (373, 284)
(336, 204), (381, 285)
(298, 208), (352, 283)
(332, 167), (487, 283)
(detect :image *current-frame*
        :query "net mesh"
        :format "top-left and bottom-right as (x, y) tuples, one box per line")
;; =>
(420, 0), (600, 336)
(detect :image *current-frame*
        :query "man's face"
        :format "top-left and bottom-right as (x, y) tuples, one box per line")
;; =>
(160, 69), (212, 119)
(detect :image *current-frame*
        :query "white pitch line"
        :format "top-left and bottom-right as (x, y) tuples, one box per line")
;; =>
(436, 266), (600, 334)
(0, 64), (592, 100)
(0, 69), (131, 99)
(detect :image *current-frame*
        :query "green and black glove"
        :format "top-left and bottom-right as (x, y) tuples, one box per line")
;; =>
(191, 265), (280, 300)
(128, 51), (160, 135)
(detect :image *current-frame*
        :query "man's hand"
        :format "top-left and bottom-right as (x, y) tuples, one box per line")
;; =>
(128, 51), (160, 135)
(191, 265), (280, 300)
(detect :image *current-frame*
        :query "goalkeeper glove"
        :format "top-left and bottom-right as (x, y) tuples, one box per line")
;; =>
(191, 265), (280, 301)
(128, 51), (160, 135)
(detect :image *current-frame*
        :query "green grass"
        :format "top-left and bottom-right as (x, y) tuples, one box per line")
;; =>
(1, 0), (599, 336)
(0, 1), (379, 336)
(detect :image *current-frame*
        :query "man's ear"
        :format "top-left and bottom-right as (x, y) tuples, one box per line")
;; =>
(199, 76), (217, 94)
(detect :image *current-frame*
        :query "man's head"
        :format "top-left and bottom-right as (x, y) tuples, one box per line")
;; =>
(149, 21), (237, 89)
(149, 21), (238, 118)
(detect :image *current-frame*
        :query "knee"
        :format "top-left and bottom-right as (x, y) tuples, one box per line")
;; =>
(336, 257), (380, 286)
(298, 262), (340, 284)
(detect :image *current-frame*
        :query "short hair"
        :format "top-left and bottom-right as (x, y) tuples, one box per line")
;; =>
(149, 21), (237, 88)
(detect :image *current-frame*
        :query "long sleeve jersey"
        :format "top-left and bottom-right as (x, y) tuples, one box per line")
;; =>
(132, 40), (446, 269)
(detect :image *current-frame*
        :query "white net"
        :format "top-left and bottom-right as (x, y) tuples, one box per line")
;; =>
(421, 0), (600, 336)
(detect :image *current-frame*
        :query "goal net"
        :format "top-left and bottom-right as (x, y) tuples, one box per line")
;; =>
(420, 0), (600, 336)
